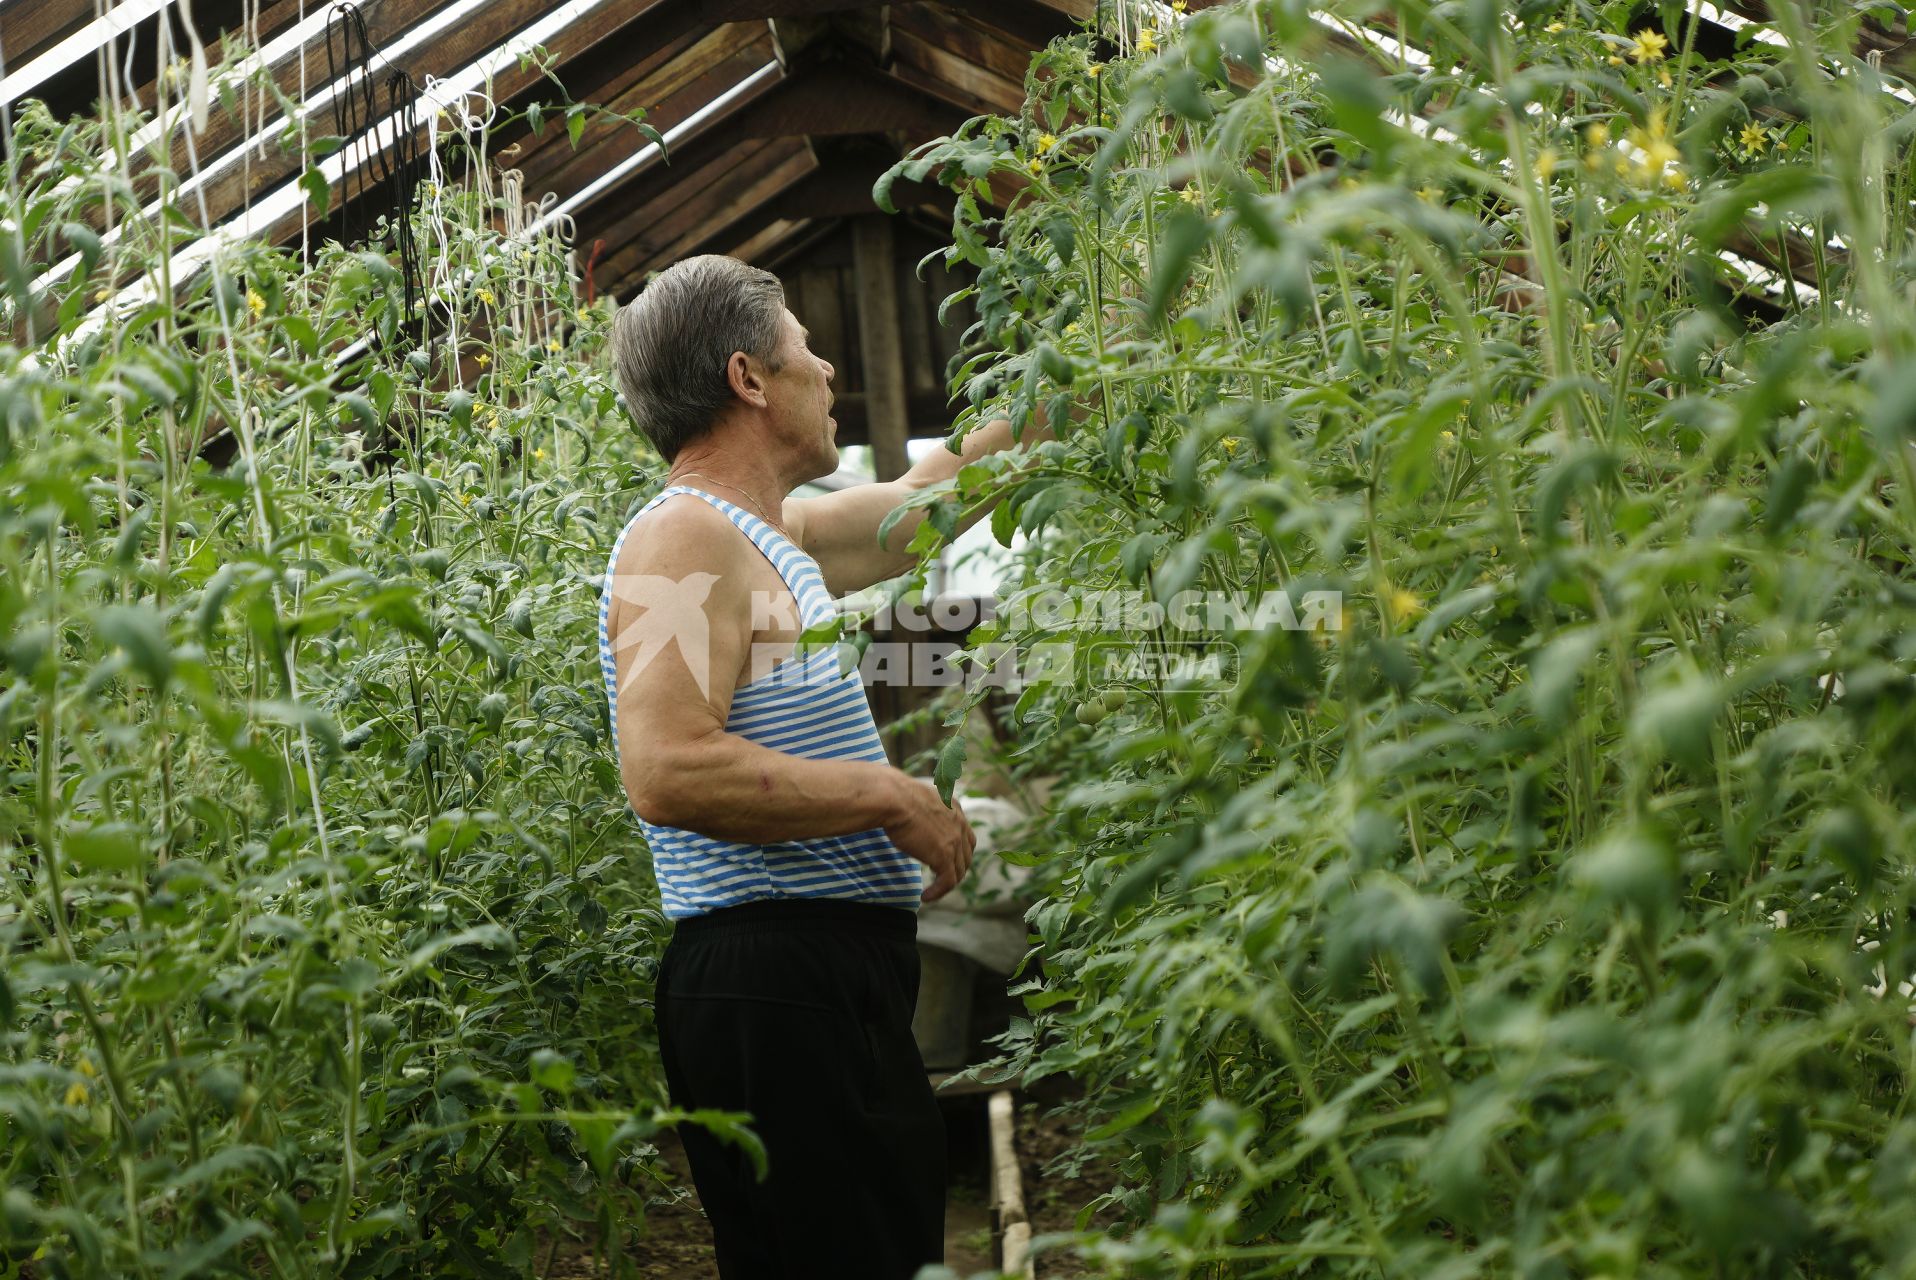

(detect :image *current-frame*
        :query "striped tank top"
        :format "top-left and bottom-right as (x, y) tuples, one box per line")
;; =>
(597, 485), (923, 919)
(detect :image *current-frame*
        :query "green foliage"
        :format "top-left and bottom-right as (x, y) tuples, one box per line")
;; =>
(0, 60), (692, 1280)
(896, 1), (1916, 1273)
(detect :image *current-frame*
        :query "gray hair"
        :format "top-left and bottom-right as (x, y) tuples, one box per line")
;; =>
(611, 255), (787, 461)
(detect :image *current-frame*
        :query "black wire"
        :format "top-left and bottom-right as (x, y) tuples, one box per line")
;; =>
(384, 69), (424, 334)
(320, 0), (433, 470)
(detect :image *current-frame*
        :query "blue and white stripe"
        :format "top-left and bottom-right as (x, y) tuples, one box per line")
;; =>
(598, 485), (922, 919)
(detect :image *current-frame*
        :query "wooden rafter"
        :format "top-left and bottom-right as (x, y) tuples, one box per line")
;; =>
(601, 146), (956, 294)
(592, 138), (819, 291)
(567, 58), (967, 248)
(502, 25), (775, 198)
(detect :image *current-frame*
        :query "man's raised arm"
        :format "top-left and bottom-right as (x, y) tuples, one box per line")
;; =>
(788, 404), (1072, 595)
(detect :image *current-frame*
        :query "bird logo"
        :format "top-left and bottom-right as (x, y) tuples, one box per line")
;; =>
(606, 572), (723, 699)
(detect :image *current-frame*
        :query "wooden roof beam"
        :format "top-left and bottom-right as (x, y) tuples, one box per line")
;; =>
(567, 58), (967, 235)
(607, 148), (956, 289)
(502, 24), (773, 198)
(592, 140), (819, 289)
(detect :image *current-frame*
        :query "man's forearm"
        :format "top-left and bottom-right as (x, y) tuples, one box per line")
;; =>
(904, 399), (1063, 492)
(630, 728), (908, 844)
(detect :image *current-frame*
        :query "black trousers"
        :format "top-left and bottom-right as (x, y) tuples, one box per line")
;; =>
(654, 898), (947, 1279)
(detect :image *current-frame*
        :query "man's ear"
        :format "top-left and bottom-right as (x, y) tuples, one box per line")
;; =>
(725, 351), (769, 409)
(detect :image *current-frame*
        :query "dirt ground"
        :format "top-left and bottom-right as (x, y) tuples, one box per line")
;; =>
(1014, 1084), (1125, 1280)
(543, 1080), (1119, 1279)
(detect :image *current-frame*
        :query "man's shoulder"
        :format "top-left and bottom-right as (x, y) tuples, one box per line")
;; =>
(614, 492), (751, 579)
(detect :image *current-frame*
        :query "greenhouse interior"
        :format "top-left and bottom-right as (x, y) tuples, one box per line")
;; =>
(4, 0), (1916, 1275)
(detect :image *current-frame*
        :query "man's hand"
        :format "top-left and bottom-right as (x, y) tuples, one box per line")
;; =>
(787, 401), (1068, 595)
(884, 778), (977, 903)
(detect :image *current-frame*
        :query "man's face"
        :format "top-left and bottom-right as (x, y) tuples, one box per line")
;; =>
(762, 308), (837, 479)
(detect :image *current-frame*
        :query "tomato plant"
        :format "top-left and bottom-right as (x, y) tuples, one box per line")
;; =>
(0, 68), (706, 1280)
(895, 1), (1916, 1273)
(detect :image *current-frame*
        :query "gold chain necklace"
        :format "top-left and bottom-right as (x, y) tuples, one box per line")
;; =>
(666, 469), (792, 541)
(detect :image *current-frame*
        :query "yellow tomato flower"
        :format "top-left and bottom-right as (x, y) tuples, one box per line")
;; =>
(1172, 0), (1188, 11)
(1661, 165), (1688, 190)
(1657, 68), (1673, 87)
(475, 353), (491, 367)
(476, 288), (495, 306)
(64, 1081), (89, 1107)
(459, 491), (472, 505)
(1180, 185), (1202, 204)
(1137, 28), (1156, 53)
(1626, 109), (1678, 184)
(1535, 147), (1559, 180)
(1036, 132), (1058, 154)
(1383, 587), (1426, 625)
(93, 287), (112, 303)
(77, 1058), (98, 1078)
(1415, 184), (1442, 202)
(1219, 436), (1241, 455)
(1087, 63), (1101, 78)
(1629, 28), (1668, 63)
(247, 289), (266, 317)
(1027, 157), (1044, 176)
(1738, 122), (1767, 154)
(1606, 54), (1624, 66)
(547, 339), (562, 353)
(1439, 429), (1456, 443)
(1584, 122), (1610, 148)
(533, 448), (546, 461)
(1544, 20), (1566, 32)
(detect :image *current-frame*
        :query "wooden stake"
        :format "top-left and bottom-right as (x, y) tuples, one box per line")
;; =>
(852, 214), (910, 481)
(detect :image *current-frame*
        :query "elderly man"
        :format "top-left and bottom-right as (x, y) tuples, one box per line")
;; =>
(597, 254), (1049, 1278)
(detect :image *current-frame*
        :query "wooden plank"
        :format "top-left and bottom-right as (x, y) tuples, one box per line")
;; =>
(490, 0), (708, 125)
(189, 0), (655, 250)
(728, 215), (811, 266)
(890, 27), (1026, 113)
(582, 136), (785, 267)
(893, 2), (1037, 84)
(896, 231), (937, 397)
(507, 26), (773, 198)
(911, 0), (1079, 53)
(666, 153), (956, 273)
(853, 214), (910, 480)
(889, 46), (1026, 118)
(565, 61), (965, 236)
(987, 1091), (1035, 1279)
(758, 217), (849, 274)
(727, 59), (964, 140)
(88, 0), (447, 227)
(595, 141), (817, 286)
(2, 0), (119, 79)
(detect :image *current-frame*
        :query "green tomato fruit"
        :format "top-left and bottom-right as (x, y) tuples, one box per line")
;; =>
(1100, 688), (1128, 713)
(1075, 700), (1107, 726)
